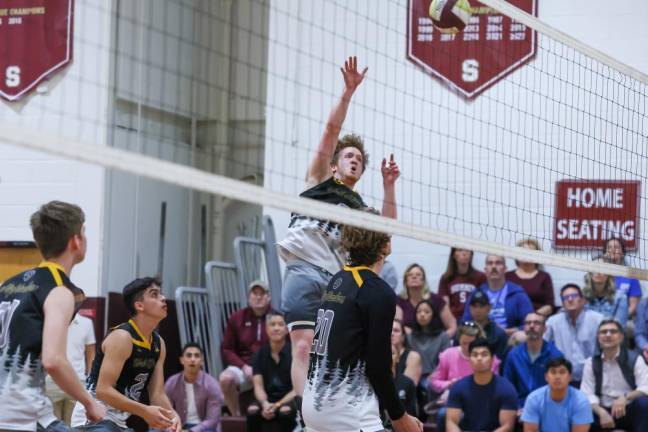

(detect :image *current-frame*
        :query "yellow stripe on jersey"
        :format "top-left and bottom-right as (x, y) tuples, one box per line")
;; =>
(128, 319), (153, 350)
(38, 261), (65, 287)
(343, 265), (374, 288)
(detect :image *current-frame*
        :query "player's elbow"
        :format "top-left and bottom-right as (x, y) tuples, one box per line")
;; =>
(95, 383), (111, 402)
(42, 353), (63, 375)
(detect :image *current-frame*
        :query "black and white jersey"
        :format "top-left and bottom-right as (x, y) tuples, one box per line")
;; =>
(278, 177), (367, 275)
(0, 262), (85, 431)
(71, 319), (161, 428)
(302, 266), (405, 432)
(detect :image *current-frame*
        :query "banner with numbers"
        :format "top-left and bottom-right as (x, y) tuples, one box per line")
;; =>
(0, 0), (74, 102)
(407, 0), (537, 98)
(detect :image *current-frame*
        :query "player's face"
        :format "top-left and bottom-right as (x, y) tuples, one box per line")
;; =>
(391, 321), (405, 347)
(545, 366), (570, 391)
(248, 286), (270, 311)
(266, 315), (287, 342)
(180, 347), (202, 371)
(469, 347), (492, 372)
(139, 284), (167, 319)
(415, 303), (433, 327)
(606, 239), (624, 263)
(598, 323), (623, 350)
(405, 266), (425, 289)
(333, 147), (364, 184)
(72, 225), (88, 264)
(484, 255), (506, 282)
(453, 249), (472, 266)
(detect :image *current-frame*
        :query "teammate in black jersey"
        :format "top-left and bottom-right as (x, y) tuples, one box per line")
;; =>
(279, 56), (401, 397)
(71, 277), (181, 432)
(302, 214), (422, 432)
(0, 201), (105, 431)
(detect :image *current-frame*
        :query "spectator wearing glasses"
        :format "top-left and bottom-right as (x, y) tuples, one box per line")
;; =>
(503, 312), (563, 407)
(521, 358), (593, 432)
(165, 343), (224, 432)
(466, 290), (509, 364)
(545, 284), (604, 384)
(581, 319), (648, 432)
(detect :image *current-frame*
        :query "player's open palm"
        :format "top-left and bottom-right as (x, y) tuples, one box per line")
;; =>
(142, 405), (174, 429)
(341, 56), (367, 92)
(392, 414), (424, 432)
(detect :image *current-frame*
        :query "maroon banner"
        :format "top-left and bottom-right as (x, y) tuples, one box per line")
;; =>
(0, 0), (74, 102)
(554, 180), (641, 250)
(407, 0), (537, 98)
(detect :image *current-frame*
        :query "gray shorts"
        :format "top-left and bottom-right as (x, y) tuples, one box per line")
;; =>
(281, 259), (332, 331)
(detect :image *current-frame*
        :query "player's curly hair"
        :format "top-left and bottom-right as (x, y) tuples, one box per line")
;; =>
(331, 134), (369, 172)
(341, 209), (390, 266)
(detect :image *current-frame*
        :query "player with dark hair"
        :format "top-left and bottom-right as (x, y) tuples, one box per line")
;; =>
(0, 201), (105, 431)
(278, 56), (401, 396)
(71, 277), (181, 432)
(302, 218), (422, 432)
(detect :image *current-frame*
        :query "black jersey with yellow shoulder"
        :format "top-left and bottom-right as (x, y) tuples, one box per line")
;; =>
(303, 266), (405, 431)
(83, 319), (161, 427)
(0, 262), (85, 430)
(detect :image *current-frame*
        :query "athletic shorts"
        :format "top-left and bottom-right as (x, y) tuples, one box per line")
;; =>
(223, 366), (253, 391)
(281, 259), (332, 331)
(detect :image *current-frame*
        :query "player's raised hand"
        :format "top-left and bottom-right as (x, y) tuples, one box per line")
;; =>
(142, 405), (174, 430)
(392, 413), (424, 432)
(381, 153), (401, 186)
(340, 56), (368, 93)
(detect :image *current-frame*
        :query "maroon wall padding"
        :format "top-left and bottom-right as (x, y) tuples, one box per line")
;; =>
(78, 297), (106, 345)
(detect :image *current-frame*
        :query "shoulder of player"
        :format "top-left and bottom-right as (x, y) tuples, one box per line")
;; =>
(102, 328), (134, 357)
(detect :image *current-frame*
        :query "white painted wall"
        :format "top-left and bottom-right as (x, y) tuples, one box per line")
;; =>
(0, 0), (112, 296)
(264, 0), (648, 299)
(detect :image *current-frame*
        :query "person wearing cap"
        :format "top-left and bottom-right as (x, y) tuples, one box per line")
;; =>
(465, 289), (509, 364)
(544, 283), (604, 384)
(219, 280), (274, 416)
(71, 276), (182, 432)
(503, 312), (563, 408)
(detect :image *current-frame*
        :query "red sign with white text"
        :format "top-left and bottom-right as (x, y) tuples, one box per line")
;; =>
(407, 0), (537, 98)
(0, 0), (74, 102)
(554, 180), (640, 250)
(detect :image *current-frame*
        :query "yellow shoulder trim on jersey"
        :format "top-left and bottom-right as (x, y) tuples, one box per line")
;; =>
(343, 265), (374, 288)
(38, 261), (65, 287)
(128, 319), (152, 350)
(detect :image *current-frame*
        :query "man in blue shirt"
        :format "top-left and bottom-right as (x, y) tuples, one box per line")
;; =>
(446, 338), (518, 432)
(504, 312), (563, 407)
(522, 358), (592, 432)
(635, 298), (648, 359)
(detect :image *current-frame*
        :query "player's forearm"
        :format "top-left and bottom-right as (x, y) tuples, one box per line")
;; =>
(96, 385), (148, 418)
(445, 419), (462, 432)
(150, 391), (173, 411)
(324, 88), (355, 136)
(382, 184), (397, 219)
(45, 358), (93, 407)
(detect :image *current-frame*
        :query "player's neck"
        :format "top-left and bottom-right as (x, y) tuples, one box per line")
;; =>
(333, 173), (357, 189)
(44, 254), (75, 276)
(369, 258), (385, 275)
(130, 314), (158, 340)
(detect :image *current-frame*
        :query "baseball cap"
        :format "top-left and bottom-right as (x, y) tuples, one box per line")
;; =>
(123, 276), (161, 300)
(248, 279), (269, 293)
(469, 289), (490, 306)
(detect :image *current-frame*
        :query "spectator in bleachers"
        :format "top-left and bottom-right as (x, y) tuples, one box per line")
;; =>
(165, 343), (224, 432)
(634, 298), (648, 357)
(392, 345), (418, 417)
(246, 311), (295, 432)
(581, 319), (648, 432)
(505, 239), (555, 317)
(407, 299), (451, 381)
(583, 258), (628, 326)
(462, 255), (533, 344)
(438, 248), (486, 320)
(503, 312), (563, 407)
(391, 319), (422, 386)
(430, 322), (500, 403)
(380, 260), (399, 293)
(397, 263), (457, 337)
(219, 280), (273, 416)
(545, 284), (604, 385)
(445, 338), (518, 432)
(521, 358), (593, 432)
(466, 290), (509, 363)
(604, 237), (642, 318)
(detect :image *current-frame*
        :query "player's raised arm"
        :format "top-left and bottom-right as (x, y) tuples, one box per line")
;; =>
(381, 153), (400, 219)
(306, 56), (368, 187)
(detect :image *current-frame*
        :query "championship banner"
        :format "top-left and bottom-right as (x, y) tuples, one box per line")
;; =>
(407, 0), (537, 98)
(0, 0), (74, 102)
(554, 180), (641, 250)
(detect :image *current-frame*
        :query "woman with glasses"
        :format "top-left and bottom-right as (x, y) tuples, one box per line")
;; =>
(583, 258), (628, 326)
(397, 263), (457, 337)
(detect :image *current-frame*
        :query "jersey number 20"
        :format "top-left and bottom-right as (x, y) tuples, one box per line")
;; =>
(311, 309), (334, 356)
